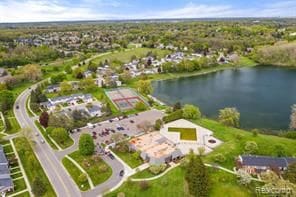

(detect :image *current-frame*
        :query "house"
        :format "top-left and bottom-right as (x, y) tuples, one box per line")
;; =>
(129, 132), (183, 165)
(86, 104), (103, 117)
(83, 70), (93, 78)
(237, 155), (296, 174)
(0, 146), (14, 193)
(45, 84), (61, 93)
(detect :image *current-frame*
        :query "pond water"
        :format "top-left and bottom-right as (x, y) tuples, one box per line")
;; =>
(152, 67), (296, 130)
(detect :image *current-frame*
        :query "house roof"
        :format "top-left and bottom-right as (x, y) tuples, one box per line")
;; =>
(240, 155), (296, 168)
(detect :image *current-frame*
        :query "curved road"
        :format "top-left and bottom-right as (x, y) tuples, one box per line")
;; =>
(14, 83), (125, 197)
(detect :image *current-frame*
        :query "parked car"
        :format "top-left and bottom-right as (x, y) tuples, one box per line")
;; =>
(108, 153), (115, 160)
(119, 170), (124, 176)
(16, 105), (19, 109)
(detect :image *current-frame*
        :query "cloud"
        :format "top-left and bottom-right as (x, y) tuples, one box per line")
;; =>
(0, 0), (295, 23)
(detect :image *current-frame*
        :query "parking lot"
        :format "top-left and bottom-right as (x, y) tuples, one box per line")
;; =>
(74, 109), (165, 145)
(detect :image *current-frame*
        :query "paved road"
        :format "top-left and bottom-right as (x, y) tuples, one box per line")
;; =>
(14, 85), (81, 197)
(14, 84), (126, 197)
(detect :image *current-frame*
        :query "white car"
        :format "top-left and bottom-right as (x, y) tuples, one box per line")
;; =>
(40, 139), (45, 144)
(35, 132), (39, 136)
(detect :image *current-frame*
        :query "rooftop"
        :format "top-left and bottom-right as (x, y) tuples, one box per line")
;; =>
(240, 155), (296, 168)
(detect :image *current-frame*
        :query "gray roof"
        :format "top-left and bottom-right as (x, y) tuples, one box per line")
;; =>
(87, 105), (101, 113)
(241, 155), (296, 168)
(0, 148), (8, 164)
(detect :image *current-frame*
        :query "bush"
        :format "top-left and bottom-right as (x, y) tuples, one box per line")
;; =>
(214, 153), (226, 163)
(78, 173), (88, 183)
(244, 141), (258, 154)
(218, 107), (240, 128)
(99, 164), (108, 173)
(135, 102), (147, 111)
(149, 164), (167, 175)
(163, 109), (183, 123)
(79, 134), (95, 155)
(139, 181), (150, 191)
(154, 119), (163, 130)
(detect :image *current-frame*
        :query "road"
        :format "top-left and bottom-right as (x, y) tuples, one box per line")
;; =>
(14, 84), (81, 197)
(14, 83), (125, 197)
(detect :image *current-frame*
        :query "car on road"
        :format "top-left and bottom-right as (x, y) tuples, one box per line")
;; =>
(119, 170), (124, 176)
(35, 132), (39, 136)
(40, 139), (45, 144)
(16, 105), (19, 109)
(108, 153), (115, 160)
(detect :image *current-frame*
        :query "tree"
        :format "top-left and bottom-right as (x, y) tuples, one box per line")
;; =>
(79, 77), (96, 91)
(50, 128), (69, 145)
(119, 70), (132, 83)
(149, 164), (167, 175)
(51, 73), (66, 84)
(284, 162), (296, 184)
(136, 80), (153, 95)
(60, 81), (72, 94)
(185, 154), (209, 197)
(173, 102), (182, 111)
(218, 107), (240, 127)
(21, 64), (42, 81)
(290, 104), (296, 130)
(79, 134), (95, 155)
(154, 119), (163, 130)
(0, 90), (14, 112)
(182, 104), (201, 120)
(32, 177), (46, 196)
(78, 173), (88, 184)
(244, 141), (258, 154)
(48, 114), (73, 131)
(39, 111), (49, 128)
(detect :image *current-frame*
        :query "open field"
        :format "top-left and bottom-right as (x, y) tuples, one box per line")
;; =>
(62, 157), (91, 191)
(168, 127), (197, 141)
(69, 151), (112, 186)
(111, 148), (143, 169)
(13, 137), (56, 197)
(92, 48), (170, 66)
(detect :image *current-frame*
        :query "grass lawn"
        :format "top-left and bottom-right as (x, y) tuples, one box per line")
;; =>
(13, 191), (30, 197)
(34, 120), (58, 150)
(111, 148), (143, 169)
(13, 137), (56, 197)
(7, 178), (27, 195)
(195, 119), (296, 168)
(3, 144), (13, 153)
(62, 157), (90, 191)
(50, 133), (74, 150)
(131, 168), (156, 179)
(92, 48), (170, 66)
(69, 151), (112, 186)
(5, 116), (21, 134)
(106, 166), (255, 197)
(168, 127), (197, 141)
(26, 96), (35, 117)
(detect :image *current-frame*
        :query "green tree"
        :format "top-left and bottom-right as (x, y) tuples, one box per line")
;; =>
(0, 90), (14, 112)
(154, 119), (163, 130)
(79, 134), (95, 156)
(78, 173), (88, 184)
(218, 107), (240, 127)
(185, 154), (209, 197)
(244, 141), (258, 154)
(32, 177), (46, 196)
(182, 104), (201, 120)
(51, 73), (66, 84)
(60, 81), (72, 94)
(135, 102), (147, 111)
(50, 128), (69, 145)
(137, 80), (153, 95)
(48, 114), (73, 131)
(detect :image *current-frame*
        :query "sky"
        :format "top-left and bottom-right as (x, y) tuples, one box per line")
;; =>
(0, 0), (295, 23)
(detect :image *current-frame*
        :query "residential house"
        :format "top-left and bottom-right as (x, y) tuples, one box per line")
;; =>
(45, 84), (61, 93)
(83, 70), (93, 78)
(0, 146), (14, 193)
(237, 155), (296, 174)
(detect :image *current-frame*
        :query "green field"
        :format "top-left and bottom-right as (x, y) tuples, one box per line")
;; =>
(111, 148), (143, 169)
(69, 151), (112, 186)
(168, 127), (197, 141)
(13, 137), (56, 197)
(62, 157), (91, 191)
(5, 116), (21, 134)
(92, 48), (170, 66)
(196, 119), (296, 168)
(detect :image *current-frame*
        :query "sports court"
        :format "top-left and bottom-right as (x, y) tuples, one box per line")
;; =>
(105, 88), (146, 111)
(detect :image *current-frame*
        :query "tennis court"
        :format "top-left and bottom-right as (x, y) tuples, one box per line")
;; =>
(106, 88), (146, 111)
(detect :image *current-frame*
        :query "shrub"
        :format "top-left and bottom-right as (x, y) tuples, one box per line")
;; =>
(99, 164), (109, 173)
(163, 109), (183, 123)
(154, 119), (163, 130)
(244, 141), (258, 154)
(78, 173), (88, 183)
(149, 164), (167, 175)
(214, 153), (226, 163)
(182, 104), (201, 120)
(139, 181), (150, 191)
(218, 107), (240, 128)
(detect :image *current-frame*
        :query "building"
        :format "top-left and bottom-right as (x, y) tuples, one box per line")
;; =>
(237, 155), (296, 174)
(45, 84), (61, 93)
(129, 132), (182, 165)
(0, 146), (14, 193)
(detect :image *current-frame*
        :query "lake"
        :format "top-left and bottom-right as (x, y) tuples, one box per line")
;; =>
(152, 67), (296, 130)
